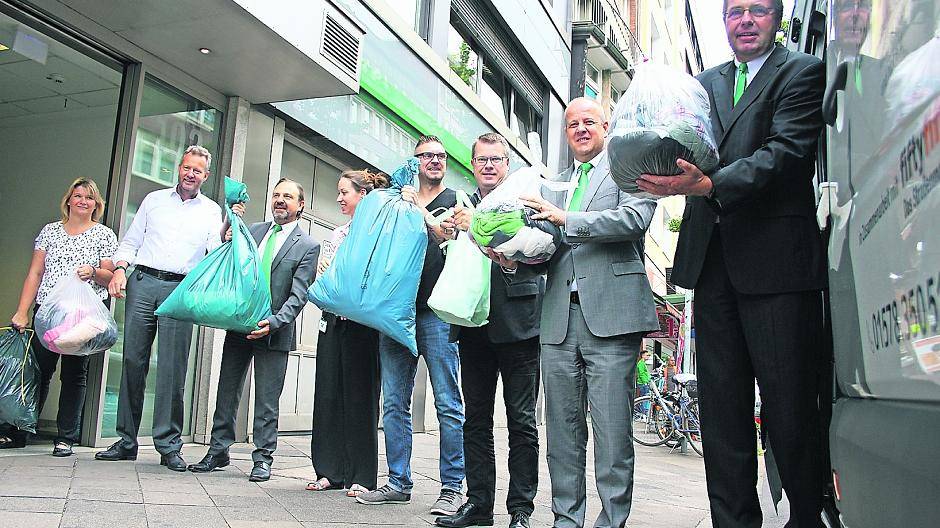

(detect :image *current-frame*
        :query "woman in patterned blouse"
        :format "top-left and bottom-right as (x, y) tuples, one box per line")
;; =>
(5, 178), (118, 456)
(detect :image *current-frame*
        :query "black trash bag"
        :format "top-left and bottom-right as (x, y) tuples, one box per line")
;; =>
(0, 328), (41, 433)
(607, 63), (719, 198)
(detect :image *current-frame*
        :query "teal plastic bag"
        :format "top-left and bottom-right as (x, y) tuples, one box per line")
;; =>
(308, 159), (427, 354)
(155, 178), (272, 333)
(0, 328), (41, 433)
(428, 191), (491, 327)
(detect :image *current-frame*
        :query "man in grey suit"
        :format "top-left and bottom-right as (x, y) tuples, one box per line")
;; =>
(515, 97), (659, 528)
(188, 178), (319, 482)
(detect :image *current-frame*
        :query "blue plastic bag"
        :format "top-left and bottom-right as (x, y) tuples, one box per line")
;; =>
(308, 158), (427, 354)
(155, 178), (272, 333)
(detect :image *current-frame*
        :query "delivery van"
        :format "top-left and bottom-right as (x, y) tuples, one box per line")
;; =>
(787, 0), (940, 526)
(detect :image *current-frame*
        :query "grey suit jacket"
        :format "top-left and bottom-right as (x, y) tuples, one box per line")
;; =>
(246, 222), (319, 352)
(521, 152), (659, 345)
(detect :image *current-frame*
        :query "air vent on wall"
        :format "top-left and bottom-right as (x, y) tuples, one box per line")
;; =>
(321, 12), (360, 78)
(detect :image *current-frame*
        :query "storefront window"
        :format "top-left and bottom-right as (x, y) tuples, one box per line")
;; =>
(101, 75), (222, 440)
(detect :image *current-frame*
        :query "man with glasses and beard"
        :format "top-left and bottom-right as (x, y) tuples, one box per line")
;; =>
(187, 178), (319, 482)
(357, 136), (466, 518)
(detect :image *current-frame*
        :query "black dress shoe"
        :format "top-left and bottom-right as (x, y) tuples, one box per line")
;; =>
(248, 461), (271, 482)
(508, 511), (531, 528)
(435, 502), (494, 527)
(95, 441), (137, 461)
(187, 453), (230, 473)
(160, 451), (187, 472)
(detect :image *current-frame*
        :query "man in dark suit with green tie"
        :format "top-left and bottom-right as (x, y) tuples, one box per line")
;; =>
(638, 1), (828, 526)
(188, 178), (319, 482)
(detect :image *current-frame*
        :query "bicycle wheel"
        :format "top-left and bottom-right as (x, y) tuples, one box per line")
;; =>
(632, 396), (677, 446)
(683, 400), (704, 456)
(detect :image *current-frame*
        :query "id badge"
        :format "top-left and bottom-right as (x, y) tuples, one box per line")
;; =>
(319, 317), (328, 333)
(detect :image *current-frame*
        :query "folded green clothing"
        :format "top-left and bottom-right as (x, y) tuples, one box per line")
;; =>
(471, 210), (525, 247)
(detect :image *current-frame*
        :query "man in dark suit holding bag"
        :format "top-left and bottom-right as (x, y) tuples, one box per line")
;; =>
(188, 178), (319, 482)
(637, 1), (828, 526)
(436, 133), (544, 528)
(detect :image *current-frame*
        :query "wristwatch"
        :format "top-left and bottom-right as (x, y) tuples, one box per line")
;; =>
(115, 264), (128, 273)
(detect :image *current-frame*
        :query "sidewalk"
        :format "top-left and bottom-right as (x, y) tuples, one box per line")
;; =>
(0, 427), (784, 527)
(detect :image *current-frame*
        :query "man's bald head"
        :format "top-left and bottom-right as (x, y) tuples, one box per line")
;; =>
(565, 97), (608, 162)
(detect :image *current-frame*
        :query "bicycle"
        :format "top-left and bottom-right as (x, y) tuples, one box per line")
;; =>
(632, 369), (703, 456)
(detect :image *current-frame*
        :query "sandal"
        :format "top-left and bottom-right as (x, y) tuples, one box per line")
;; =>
(305, 477), (343, 491)
(346, 484), (368, 497)
(0, 435), (26, 449)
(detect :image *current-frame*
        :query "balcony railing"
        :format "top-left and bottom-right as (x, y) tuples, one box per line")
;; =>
(573, 0), (645, 67)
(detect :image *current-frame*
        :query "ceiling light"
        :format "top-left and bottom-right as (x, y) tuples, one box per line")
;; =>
(199, 47), (211, 54)
(0, 43), (9, 52)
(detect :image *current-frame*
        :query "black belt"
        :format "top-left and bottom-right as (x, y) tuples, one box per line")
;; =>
(136, 265), (185, 282)
(570, 291), (580, 305)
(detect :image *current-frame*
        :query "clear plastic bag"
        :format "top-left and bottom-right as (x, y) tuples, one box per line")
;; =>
(34, 275), (117, 356)
(0, 328), (41, 433)
(470, 167), (561, 264)
(608, 63), (720, 198)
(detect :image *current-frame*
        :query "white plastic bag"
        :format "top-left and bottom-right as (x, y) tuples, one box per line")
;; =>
(607, 63), (720, 198)
(34, 275), (117, 356)
(470, 168), (562, 264)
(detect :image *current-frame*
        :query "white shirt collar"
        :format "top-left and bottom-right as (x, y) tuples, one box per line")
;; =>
(271, 219), (298, 235)
(734, 47), (774, 80)
(169, 186), (206, 203)
(571, 151), (603, 178)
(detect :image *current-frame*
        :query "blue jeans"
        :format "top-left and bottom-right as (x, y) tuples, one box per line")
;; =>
(379, 309), (464, 493)
(637, 383), (650, 414)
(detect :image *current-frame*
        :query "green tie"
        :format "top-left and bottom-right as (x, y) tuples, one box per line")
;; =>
(733, 62), (748, 107)
(568, 162), (592, 211)
(261, 223), (282, 285)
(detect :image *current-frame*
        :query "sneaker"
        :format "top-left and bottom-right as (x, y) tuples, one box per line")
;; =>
(355, 484), (411, 505)
(430, 488), (462, 516)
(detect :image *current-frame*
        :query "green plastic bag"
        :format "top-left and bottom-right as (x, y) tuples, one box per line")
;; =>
(428, 191), (491, 327)
(155, 178), (272, 333)
(0, 328), (41, 433)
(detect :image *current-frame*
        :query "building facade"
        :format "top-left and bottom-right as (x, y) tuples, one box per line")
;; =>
(1, 0), (571, 446)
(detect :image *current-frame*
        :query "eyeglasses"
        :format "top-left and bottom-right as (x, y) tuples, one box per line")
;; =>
(416, 152), (448, 162)
(180, 165), (205, 177)
(472, 156), (508, 166)
(725, 5), (774, 21)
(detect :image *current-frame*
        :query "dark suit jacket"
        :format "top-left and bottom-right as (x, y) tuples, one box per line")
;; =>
(450, 191), (544, 344)
(244, 221), (319, 351)
(671, 45), (827, 294)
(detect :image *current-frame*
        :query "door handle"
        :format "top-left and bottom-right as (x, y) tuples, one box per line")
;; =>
(823, 61), (849, 126)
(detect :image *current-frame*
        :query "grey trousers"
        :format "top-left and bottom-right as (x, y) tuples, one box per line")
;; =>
(208, 333), (289, 464)
(541, 303), (641, 528)
(116, 272), (193, 455)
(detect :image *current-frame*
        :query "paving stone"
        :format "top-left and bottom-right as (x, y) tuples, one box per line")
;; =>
(61, 499), (147, 528)
(0, 496), (66, 513)
(0, 510), (61, 528)
(0, 476), (71, 498)
(217, 504), (297, 522)
(228, 522), (304, 528)
(142, 490), (214, 506)
(145, 503), (229, 528)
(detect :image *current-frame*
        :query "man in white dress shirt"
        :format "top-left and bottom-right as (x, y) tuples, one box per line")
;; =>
(96, 145), (228, 471)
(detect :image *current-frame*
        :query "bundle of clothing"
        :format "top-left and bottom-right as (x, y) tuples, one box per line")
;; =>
(34, 275), (118, 356)
(470, 167), (561, 265)
(607, 63), (720, 199)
